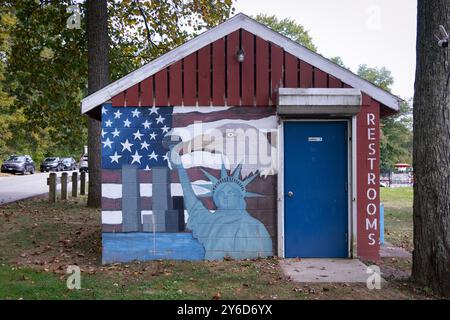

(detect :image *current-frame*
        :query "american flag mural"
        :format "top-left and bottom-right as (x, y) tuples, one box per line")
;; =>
(101, 103), (278, 262)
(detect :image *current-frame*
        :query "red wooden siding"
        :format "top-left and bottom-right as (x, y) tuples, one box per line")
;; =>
(183, 53), (197, 106)
(111, 91), (125, 107)
(284, 52), (298, 88)
(270, 44), (283, 104)
(126, 84), (140, 107)
(140, 76), (153, 106)
(314, 68), (328, 88)
(255, 36), (269, 106)
(329, 75), (342, 88)
(227, 30), (240, 106)
(109, 29), (365, 108)
(169, 61), (182, 106)
(299, 61), (313, 88)
(212, 38), (226, 105)
(241, 30), (254, 106)
(198, 45), (211, 106)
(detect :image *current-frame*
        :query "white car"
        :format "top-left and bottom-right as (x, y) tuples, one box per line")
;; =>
(79, 154), (88, 172)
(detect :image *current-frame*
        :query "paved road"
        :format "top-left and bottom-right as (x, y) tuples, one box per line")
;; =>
(0, 171), (79, 205)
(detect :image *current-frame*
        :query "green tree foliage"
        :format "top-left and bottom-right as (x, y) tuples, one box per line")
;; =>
(379, 100), (413, 170)
(0, 0), (234, 163)
(0, 7), (20, 158)
(252, 14), (317, 52)
(356, 64), (413, 170)
(357, 64), (394, 91)
(330, 56), (348, 69)
(4, 0), (87, 164)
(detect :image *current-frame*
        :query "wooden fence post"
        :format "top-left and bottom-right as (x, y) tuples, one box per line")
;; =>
(48, 173), (57, 203)
(80, 171), (86, 195)
(72, 172), (78, 197)
(61, 172), (68, 200)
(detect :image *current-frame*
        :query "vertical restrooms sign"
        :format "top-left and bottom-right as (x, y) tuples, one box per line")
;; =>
(357, 95), (380, 261)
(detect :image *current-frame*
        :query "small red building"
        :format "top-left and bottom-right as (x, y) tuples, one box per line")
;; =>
(81, 14), (400, 263)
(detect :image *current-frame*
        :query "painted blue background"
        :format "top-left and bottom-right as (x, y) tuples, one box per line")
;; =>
(102, 233), (205, 263)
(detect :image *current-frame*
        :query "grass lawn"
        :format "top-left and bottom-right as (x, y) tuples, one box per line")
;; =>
(0, 190), (434, 300)
(381, 187), (413, 251)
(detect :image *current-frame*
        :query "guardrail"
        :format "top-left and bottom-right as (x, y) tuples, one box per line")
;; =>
(46, 171), (87, 202)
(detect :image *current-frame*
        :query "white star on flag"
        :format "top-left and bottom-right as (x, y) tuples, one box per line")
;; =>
(121, 139), (133, 152)
(144, 165), (151, 171)
(123, 118), (131, 127)
(102, 138), (114, 149)
(109, 152), (122, 164)
(133, 130), (144, 140)
(161, 125), (170, 134)
(113, 110), (122, 119)
(149, 132), (157, 140)
(140, 141), (150, 150)
(131, 151), (142, 164)
(105, 119), (113, 127)
(163, 152), (169, 161)
(132, 109), (141, 118)
(142, 120), (151, 129)
(148, 151), (158, 161)
(101, 129), (107, 138)
(101, 106), (108, 114)
(149, 106), (159, 115)
(156, 115), (165, 124)
(112, 128), (120, 137)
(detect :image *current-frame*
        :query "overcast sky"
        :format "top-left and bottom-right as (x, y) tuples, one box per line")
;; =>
(233, 0), (417, 99)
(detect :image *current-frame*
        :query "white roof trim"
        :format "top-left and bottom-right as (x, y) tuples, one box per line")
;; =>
(278, 88), (362, 106)
(81, 13), (401, 114)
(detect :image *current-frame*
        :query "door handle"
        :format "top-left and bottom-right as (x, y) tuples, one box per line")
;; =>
(287, 191), (294, 198)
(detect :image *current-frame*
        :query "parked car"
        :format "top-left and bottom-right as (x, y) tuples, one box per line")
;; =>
(1, 155), (35, 175)
(79, 154), (88, 172)
(61, 157), (77, 171)
(40, 157), (63, 172)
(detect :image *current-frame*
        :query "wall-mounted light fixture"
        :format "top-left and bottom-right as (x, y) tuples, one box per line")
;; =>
(236, 49), (245, 63)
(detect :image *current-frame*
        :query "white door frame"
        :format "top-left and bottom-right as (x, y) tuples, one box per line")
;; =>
(277, 117), (357, 258)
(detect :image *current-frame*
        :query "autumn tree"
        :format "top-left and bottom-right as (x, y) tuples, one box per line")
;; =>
(412, 0), (450, 297)
(1, 0), (234, 206)
(3, 0), (88, 162)
(86, 0), (234, 207)
(253, 13), (316, 51)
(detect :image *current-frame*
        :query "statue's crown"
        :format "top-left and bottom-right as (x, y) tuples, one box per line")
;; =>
(196, 163), (262, 198)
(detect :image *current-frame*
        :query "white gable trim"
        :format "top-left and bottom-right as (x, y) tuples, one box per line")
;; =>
(81, 13), (401, 114)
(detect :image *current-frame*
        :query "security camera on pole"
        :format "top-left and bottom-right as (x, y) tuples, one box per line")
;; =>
(435, 25), (449, 48)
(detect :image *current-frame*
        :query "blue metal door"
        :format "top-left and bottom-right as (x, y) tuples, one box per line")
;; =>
(284, 121), (348, 258)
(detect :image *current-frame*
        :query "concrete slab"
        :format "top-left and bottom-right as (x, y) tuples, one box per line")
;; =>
(380, 242), (412, 259)
(281, 259), (374, 283)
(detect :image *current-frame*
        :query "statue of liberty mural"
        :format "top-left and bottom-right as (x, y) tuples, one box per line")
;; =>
(168, 142), (273, 260)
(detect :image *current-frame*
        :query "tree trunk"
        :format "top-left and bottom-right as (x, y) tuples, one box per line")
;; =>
(86, 0), (109, 208)
(412, 0), (450, 297)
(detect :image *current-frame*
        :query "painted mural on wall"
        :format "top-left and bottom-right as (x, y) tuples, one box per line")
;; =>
(101, 103), (277, 263)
